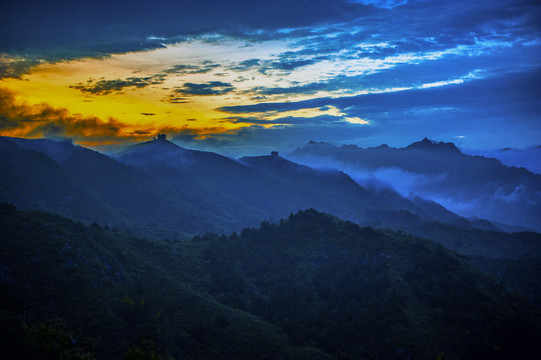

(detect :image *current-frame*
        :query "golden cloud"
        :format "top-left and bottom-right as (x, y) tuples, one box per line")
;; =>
(0, 87), (227, 149)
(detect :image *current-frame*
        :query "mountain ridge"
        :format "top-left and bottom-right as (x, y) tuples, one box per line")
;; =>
(3, 135), (540, 261)
(289, 138), (541, 231)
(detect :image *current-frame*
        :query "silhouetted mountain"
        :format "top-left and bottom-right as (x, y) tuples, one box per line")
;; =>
(237, 153), (541, 264)
(240, 152), (504, 231)
(289, 139), (541, 231)
(0, 137), (117, 224)
(117, 138), (474, 233)
(2, 136), (221, 238)
(5, 135), (540, 262)
(406, 137), (462, 154)
(2, 207), (539, 359)
(239, 153), (380, 219)
(115, 138), (327, 229)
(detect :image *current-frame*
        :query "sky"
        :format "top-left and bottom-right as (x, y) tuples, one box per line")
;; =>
(0, 0), (540, 156)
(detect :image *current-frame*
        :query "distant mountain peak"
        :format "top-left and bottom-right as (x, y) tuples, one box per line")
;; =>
(406, 138), (462, 154)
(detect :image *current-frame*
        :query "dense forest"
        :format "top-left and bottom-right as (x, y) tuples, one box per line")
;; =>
(1, 205), (539, 359)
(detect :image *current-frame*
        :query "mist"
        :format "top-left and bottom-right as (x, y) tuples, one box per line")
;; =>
(287, 145), (541, 232)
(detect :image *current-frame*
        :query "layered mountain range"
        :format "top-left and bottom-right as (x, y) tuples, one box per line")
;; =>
(289, 138), (541, 232)
(1, 135), (502, 238)
(2, 135), (541, 359)
(2, 135), (540, 254)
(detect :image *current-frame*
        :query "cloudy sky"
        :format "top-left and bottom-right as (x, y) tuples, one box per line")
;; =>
(0, 0), (539, 155)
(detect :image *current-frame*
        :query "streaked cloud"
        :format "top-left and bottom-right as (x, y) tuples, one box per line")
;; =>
(70, 75), (167, 95)
(172, 81), (235, 96)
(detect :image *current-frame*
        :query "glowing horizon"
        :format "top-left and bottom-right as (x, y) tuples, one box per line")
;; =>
(1, 0), (540, 155)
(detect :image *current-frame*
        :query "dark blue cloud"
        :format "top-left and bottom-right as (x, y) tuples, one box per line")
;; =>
(217, 65), (541, 149)
(229, 59), (262, 72)
(229, 57), (322, 76)
(221, 66), (541, 115)
(266, 59), (317, 71)
(173, 81), (234, 96)
(0, 0), (371, 58)
(0, 57), (41, 78)
(239, 39), (540, 98)
(70, 74), (166, 95)
(251, 83), (328, 96)
(162, 61), (219, 75)
(2, 0), (539, 82)
(287, 0), (540, 63)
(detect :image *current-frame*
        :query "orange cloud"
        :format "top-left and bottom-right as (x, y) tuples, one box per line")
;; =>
(0, 87), (228, 150)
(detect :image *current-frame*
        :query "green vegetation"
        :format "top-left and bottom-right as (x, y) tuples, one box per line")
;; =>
(197, 209), (540, 359)
(1, 205), (539, 359)
(0, 206), (328, 359)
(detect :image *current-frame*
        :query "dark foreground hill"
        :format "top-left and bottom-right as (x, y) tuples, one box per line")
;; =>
(0, 204), (327, 360)
(1, 205), (539, 359)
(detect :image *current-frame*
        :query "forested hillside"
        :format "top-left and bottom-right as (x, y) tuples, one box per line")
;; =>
(0, 204), (327, 360)
(1, 205), (539, 359)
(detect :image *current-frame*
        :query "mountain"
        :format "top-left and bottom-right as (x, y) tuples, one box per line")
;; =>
(238, 152), (498, 230)
(115, 137), (340, 230)
(0, 137), (117, 224)
(0, 205), (328, 360)
(197, 209), (541, 359)
(2, 136), (221, 238)
(466, 145), (541, 175)
(4, 135), (540, 259)
(1, 206), (539, 359)
(289, 138), (541, 232)
(237, 153), (541, 263)
(117, 137), (484, 233)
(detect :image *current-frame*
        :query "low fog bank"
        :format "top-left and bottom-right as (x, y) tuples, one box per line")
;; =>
(286, 154), (541, 232)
